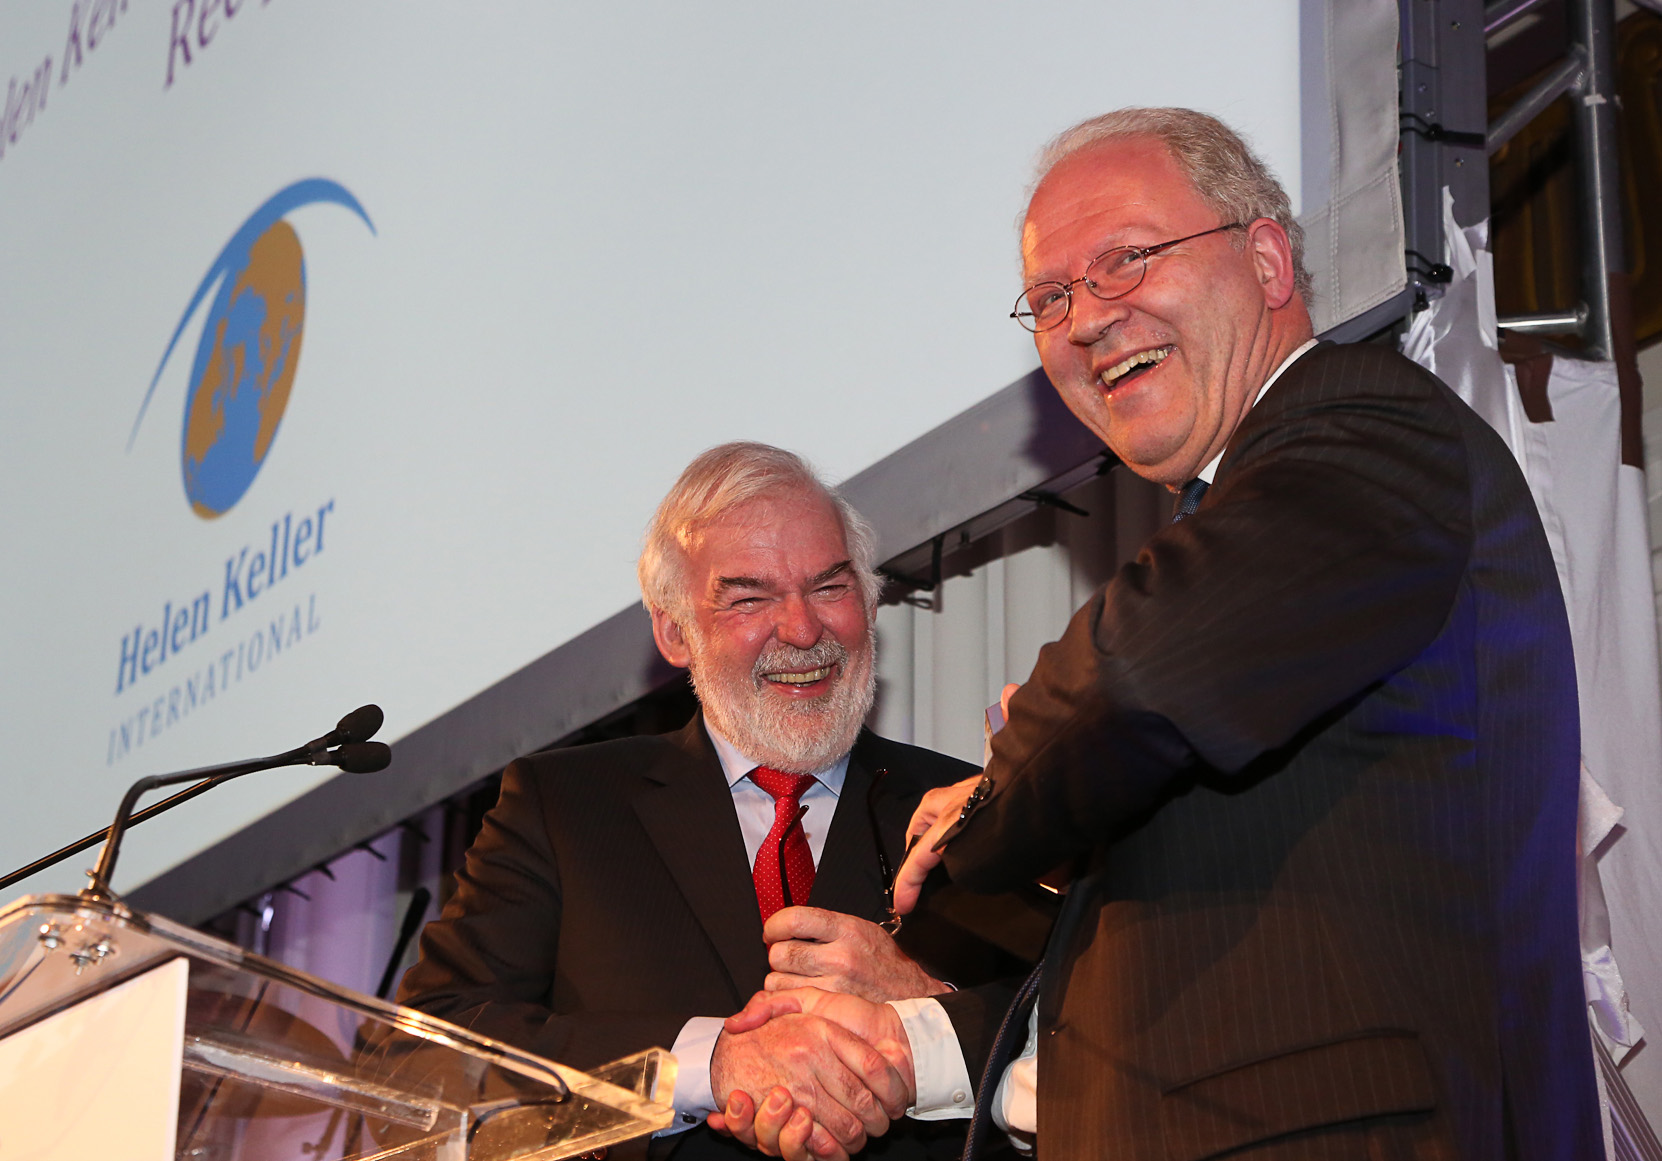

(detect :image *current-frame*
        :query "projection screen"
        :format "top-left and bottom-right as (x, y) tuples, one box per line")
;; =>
(0, 1), (1308, 904)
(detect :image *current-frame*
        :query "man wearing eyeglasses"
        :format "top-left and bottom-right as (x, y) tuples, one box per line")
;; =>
(719, 109), (1598, 1160)
(399, 441), (1019, 1161)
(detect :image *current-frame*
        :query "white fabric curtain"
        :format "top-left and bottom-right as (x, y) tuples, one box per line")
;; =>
(1404, 193), (1662, 1154)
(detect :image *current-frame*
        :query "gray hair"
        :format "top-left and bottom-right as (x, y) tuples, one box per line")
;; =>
(1032, 107), (1311, 304)
(638, 441), (882, 618)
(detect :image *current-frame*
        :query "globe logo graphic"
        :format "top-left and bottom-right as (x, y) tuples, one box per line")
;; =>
(182, 219), (305, 517)
(130, 179), (375, 517)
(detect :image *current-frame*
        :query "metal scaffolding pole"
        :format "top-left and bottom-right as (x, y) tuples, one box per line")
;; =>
(1481, 0), (1643, 464)
(1568, 0), (1646, 466)
(1571, 0), (1624, 361)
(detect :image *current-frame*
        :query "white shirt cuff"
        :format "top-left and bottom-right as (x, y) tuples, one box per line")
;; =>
(888, 997), (974, 1120)
(991, 1003), (1038, 1138)
(658, 1015), (725, 1136)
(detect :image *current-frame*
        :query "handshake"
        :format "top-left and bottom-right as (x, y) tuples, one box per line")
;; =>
(703, 905), (946, 1161)
(711, 982), (916, 1161)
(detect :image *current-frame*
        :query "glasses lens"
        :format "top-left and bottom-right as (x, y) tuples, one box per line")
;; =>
(1014, 284), (1070, 332)
(1084, 248), (1146, 300)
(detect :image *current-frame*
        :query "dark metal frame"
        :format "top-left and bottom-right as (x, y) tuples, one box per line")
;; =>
(1401, 0), (1493, 311)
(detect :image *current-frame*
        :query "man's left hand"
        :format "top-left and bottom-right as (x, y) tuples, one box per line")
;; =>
(892, 684), (1020, 915)
(763, 907), (946, 1001)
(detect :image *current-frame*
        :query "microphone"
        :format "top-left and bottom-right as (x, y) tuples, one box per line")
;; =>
(0, 705), (394, 899)
(306, 704), (385, 752)
(311, 741), (392, 773)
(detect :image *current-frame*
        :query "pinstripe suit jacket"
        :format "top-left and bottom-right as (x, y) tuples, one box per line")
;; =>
(398, 716), (999, 1161)
(940, 343), (1600, 1160)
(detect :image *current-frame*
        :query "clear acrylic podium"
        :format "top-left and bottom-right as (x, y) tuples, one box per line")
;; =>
(0, 894), (676, 1159)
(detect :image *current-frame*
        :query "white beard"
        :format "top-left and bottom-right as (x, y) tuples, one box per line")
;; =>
(689, 627), (877, 774)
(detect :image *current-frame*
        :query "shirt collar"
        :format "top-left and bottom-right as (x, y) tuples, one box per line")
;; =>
(703, 717), (849, 796)
(1196, 338), (1318, 485)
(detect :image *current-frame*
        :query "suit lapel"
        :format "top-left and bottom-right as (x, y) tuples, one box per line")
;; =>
(807, 733), (901, 924)
(1214, 339), (1328, 486)
(631, 716), (769, 998)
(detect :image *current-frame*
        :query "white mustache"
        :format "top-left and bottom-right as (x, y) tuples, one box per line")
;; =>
(752, 637), (847, 684)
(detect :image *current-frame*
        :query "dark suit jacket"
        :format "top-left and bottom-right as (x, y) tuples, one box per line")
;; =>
(399, 715), (1005, 1160)
(941, 343), (1601, 1160)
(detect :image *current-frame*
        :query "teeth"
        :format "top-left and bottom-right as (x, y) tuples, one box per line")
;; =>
(1101, 346), (1173, 387)
(767, 666), (832, 685)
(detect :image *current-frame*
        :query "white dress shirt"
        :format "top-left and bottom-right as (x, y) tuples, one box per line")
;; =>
(895, 337), (1320, 1137)
(662, 722), (849, 1132)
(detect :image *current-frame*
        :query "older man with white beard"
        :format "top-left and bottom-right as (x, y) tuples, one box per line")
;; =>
(398, 442), (1003, 1161)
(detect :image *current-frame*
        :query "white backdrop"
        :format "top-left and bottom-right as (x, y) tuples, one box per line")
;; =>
(0, 1), (1302, 899)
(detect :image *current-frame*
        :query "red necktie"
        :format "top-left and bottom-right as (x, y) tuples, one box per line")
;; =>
(750, 767), (817, 923)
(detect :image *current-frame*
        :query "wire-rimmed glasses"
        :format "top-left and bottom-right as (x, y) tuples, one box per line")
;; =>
(1010, 222), (1246, 333)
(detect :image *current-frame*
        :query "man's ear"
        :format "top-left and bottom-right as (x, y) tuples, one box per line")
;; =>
(649, 604), (693, 669)
(1246, 218), (1298, 310)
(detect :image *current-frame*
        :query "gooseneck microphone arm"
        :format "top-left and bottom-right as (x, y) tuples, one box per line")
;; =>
(80, 703), (390, 900)
(0, 705), (390, 900)
(84, 751), (302, 901)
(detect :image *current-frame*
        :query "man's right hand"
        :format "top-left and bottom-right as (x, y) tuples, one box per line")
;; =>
(708, 1011), (909, 1158)
(712, 989), (918, 1161)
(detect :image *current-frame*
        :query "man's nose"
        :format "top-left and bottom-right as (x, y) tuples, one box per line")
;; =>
(774, 594), (823, 649)
(1066, 287), (1131, 346)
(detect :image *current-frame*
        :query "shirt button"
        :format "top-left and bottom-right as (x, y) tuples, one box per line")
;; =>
(952, 1090), (967, 1104)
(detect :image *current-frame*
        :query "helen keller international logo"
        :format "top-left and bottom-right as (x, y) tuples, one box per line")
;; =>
(127, 179), (375, 517)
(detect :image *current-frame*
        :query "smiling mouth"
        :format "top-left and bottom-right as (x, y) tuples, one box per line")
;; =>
(1101, 345), (1174, 390)
(765, 665), (834, 686)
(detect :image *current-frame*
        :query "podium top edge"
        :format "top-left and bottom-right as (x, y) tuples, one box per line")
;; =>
(0, 892), (673, 1123)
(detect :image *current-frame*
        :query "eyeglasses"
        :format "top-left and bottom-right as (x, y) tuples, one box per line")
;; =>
(1010, 222), (1246, 333)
